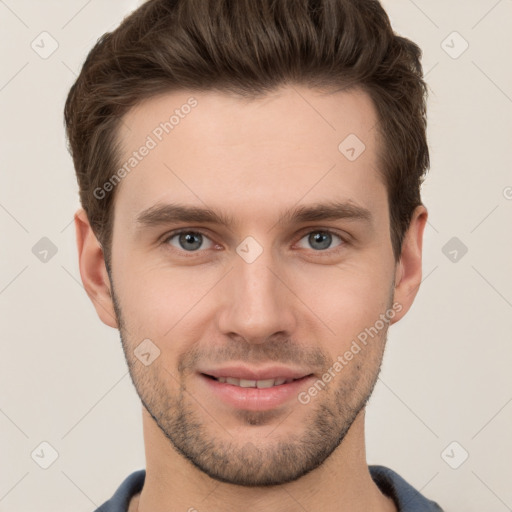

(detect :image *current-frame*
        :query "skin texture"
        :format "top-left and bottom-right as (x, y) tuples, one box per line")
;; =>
(75, 85), (427, 512)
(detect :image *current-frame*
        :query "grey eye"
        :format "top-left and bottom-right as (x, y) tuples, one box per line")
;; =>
(297, 231), (343, 251)
(167, 231), (214, 252)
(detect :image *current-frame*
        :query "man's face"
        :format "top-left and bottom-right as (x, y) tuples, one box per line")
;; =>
(108, 86), (399, 486)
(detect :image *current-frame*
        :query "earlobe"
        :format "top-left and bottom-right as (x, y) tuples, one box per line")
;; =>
(74, 209), (118, 329)
(390, 205), (428, 325)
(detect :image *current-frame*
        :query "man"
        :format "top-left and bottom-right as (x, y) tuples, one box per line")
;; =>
(64, 0), (443, 510)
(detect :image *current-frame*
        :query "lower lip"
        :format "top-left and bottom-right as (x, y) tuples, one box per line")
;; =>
(199, 374), (314, 411)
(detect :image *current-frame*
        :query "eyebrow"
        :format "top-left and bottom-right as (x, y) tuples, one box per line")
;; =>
(135, 200), (372, 231)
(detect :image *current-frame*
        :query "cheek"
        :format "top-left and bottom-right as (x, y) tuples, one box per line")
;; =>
(113, 235), (395, 348)
(115, 262), (219, 342)
(293, 261), (393, 340)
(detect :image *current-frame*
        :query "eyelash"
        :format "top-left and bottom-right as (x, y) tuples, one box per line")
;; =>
(161, 228), (349, 257)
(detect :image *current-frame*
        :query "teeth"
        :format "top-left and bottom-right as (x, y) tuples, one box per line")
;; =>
(239, 379), (257, 388)
(214, 376), (295, 388)
(256, 379), (275, 388)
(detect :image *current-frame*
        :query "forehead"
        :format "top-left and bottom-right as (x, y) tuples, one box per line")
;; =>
(113, 86), (386, 225)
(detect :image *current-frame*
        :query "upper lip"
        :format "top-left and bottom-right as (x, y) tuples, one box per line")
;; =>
(200, 365), (312, 381)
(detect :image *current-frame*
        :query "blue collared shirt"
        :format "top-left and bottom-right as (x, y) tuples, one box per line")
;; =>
(95, 465), (444, 511)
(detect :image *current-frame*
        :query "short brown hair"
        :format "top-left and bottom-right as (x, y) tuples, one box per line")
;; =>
(64, 0), (429, 264)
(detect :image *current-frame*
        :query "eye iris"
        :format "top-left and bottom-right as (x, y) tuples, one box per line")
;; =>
(309, 231), (331, 250)
(179, 232), (202, 251)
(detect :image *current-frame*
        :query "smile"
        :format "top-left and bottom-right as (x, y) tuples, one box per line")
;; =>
(204, 375), (300, 388)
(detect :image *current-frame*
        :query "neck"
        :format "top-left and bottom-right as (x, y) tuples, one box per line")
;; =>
(134, 408), (396, 512)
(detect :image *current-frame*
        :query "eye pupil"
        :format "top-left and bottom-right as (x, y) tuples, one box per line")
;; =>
(170, 230), (340, 254)
(309, 231), (331, 250)
(179, 232), (202, 251)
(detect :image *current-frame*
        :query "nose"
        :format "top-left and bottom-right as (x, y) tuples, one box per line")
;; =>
(217, 247), (297, 345)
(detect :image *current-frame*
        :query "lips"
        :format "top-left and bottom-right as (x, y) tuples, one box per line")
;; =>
(204, 375), (299, 388)
(199, 371), (315, 411)
(200, 365), (311, 382)
(198, 365), (313, 405)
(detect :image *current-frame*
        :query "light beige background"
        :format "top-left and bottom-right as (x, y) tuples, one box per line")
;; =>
(1, 0), (511, 511)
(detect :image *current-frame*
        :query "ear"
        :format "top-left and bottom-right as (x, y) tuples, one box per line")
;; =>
(390, 205), (428, 324)
(74, 209), (118, 329)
